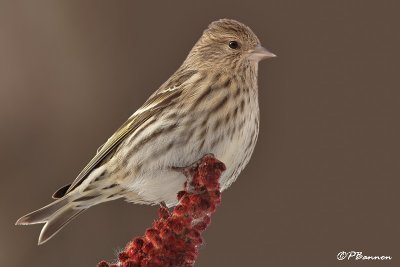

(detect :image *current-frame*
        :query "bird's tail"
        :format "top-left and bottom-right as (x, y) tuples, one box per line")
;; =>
(15, 196), (85, 245)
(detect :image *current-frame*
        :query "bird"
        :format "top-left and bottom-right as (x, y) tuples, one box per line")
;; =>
(16, 18), (276, 245)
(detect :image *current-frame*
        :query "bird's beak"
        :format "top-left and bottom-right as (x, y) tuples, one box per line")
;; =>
(249, 45), (276, 62)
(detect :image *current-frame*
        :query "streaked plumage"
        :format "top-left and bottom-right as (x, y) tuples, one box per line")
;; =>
(16, 19), (276, 244)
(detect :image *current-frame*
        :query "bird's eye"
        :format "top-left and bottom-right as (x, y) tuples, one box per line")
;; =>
(228, 41), (240, 49)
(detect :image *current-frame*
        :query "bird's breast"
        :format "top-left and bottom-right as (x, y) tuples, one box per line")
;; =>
(196, 87), (260, 191)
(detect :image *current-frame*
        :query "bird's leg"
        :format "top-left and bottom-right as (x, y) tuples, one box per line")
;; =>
(172, 153), (215, 177)
(159, 201), (167, 209)
(172, 153), (215, 193)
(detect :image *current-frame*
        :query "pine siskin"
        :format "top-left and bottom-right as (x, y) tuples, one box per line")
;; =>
(16, 18), (276, 244)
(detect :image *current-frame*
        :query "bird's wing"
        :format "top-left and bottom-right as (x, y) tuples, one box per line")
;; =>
(65, 87), (182, 195)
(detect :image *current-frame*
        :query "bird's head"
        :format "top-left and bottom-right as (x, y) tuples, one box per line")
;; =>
(186, 19), (276, 72)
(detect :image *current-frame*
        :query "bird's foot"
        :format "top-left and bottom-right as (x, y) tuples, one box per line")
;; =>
(172, 154), (216, 193)
(172, 153), (215, 178)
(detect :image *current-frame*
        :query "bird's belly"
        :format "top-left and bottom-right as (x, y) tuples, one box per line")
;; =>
(210, 123), (258, 190)
(119, 107), (259, 206)
(122, 132), (256, 206)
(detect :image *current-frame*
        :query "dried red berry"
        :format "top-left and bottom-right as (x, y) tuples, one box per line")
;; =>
(118, 252), (129, 262)
(174, 204), (188, 216)
(193, 222), (207, 231)
(202, 215), (211, 225)
(180, 195), (190, 206)
(171, 221), (184, 234)
(158, 207), (170, 219)
(122, 261), (138, 267)
(132, 238), (144, 249)
(189, 194), (201, 205)
(184, 251), (197, 263)
(146, 228), (159, 237)
(153, 220), (165, 230)
(159, 228), (171, 239)
(142, 242), (154, 253)
(97, 261), (109, 267)
(199, 198), (210, 211)
(192, 236), (203, 246)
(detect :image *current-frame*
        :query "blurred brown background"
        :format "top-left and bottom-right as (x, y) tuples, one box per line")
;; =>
(1, 1), (399, 266)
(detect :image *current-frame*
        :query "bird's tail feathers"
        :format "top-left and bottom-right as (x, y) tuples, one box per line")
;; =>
(15, 196), (86, 245)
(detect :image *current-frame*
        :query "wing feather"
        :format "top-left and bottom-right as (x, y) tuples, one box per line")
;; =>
(65, 88), (182, 194)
